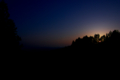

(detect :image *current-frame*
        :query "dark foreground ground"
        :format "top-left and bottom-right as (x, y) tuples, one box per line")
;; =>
(12, 43), (119, 61)
(1, 44), (119, 78)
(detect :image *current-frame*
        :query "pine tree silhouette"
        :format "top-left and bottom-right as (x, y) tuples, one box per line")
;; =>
(0, 0), (22, 53)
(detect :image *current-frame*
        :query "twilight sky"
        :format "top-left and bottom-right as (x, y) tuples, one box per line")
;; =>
(3, 0), (120, 49)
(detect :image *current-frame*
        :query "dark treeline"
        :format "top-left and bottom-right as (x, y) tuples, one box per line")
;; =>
(52, 30), (120, 56)
(71, 30), (120, 52)
(49, 30), (120, 71)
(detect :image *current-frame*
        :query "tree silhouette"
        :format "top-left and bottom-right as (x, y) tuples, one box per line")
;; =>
(93, 34), (100, 43)
(99, 35), (105, 42)
(0, 0), (22, 53)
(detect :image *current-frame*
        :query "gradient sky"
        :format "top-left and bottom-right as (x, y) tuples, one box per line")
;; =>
(3, 0), (120, 49)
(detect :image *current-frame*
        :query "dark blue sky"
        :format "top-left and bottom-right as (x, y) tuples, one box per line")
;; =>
(3, 0), (120, 49)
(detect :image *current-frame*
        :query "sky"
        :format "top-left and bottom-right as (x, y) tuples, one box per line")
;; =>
(2, 0), (120, 49)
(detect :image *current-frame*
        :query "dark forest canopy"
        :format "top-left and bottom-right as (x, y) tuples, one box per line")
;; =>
(51, 29), (120, 53)
(55, 29), (120, 53)
(72, 29), (120, 45)
(68, 30), (120, 52)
